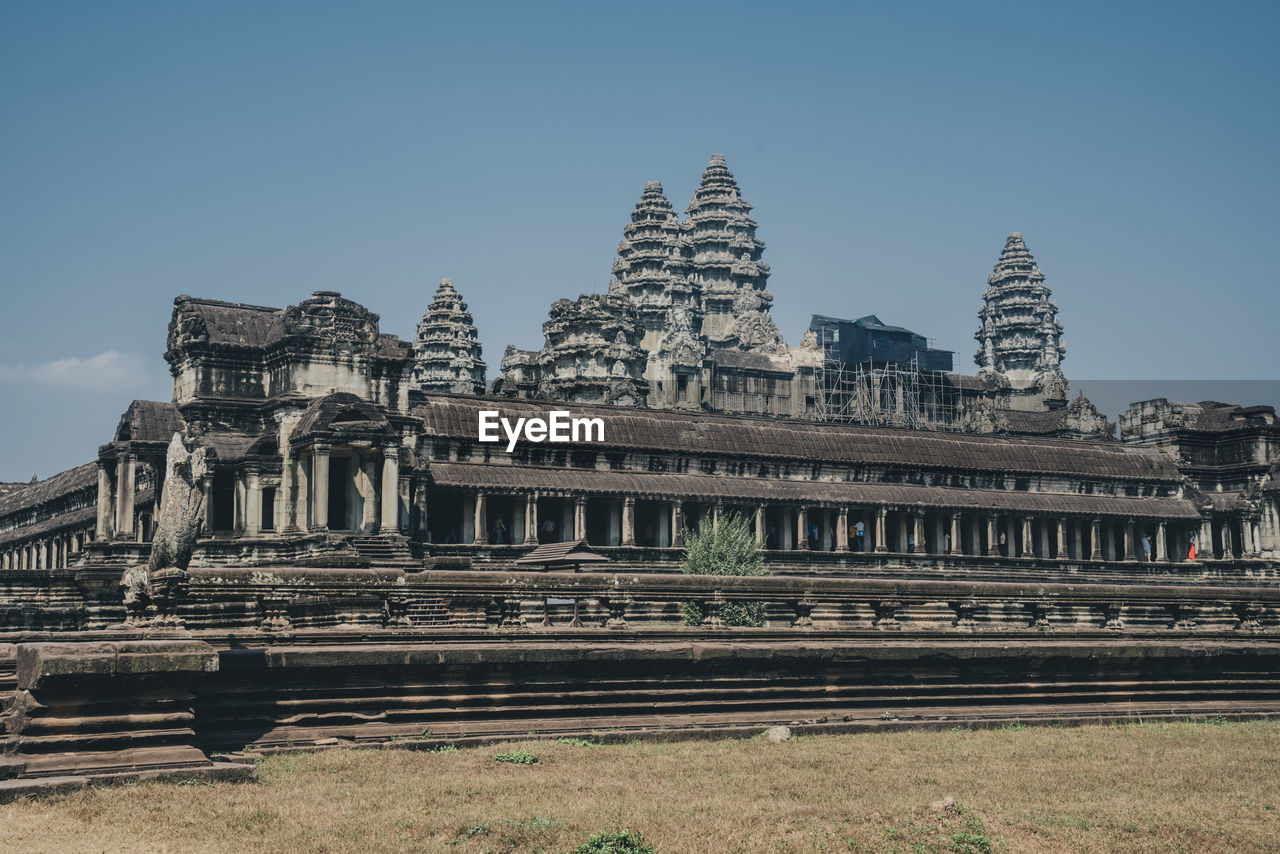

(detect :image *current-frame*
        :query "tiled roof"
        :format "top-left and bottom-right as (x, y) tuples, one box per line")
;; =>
(113, 400), (185, 445)
(182, 298), (285, 348)
(0, 462), (97, 519)
(427, 463), (1200, 520)
(418, 395), (1181, 481)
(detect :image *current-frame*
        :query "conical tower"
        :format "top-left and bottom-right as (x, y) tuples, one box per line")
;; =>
(974, 233), (1067, 409)
(411, 278), (486, 397)
(684, 154), (779, 350)
(609, 181), (696, 354)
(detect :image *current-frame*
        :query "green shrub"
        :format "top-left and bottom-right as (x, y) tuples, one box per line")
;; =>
(493, 749), (539, 764)
(679, 512), (768, 628)
(566, 828), (656, 854)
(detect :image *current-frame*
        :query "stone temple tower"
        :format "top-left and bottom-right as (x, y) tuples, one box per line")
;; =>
(684, 154), (782, 351)
(411, 278), (486, 398)
(608, 180), (696, 354)
(974, 233), (1068, 411)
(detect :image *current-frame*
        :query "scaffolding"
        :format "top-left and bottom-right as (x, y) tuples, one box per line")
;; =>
(813, 325), (957, 430)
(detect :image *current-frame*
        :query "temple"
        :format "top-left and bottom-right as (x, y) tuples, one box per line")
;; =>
(1, 155), (1277, 795)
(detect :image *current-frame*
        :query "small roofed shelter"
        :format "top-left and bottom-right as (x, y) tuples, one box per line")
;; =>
(515, 539), (611, 572)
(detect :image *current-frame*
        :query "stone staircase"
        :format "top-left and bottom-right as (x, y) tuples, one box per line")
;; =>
(349, 536), (421, 569)
(405, 597), (450, 626)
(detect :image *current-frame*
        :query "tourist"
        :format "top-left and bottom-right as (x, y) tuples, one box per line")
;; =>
(540, 518), (556, 543)
(854, 520), (865, 552)
(493, 517), (507, 545)
(1141, 535), (1152, 562)
(1188, 533), (1197, 561)
(808, 521), (819, 549)
(945, 533), (952, 555)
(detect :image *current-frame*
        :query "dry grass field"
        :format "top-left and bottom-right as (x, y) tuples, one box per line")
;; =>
(5, 719), (1280, 853)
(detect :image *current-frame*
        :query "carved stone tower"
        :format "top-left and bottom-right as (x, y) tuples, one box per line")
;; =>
(608, 181), (696, 354)
(974, 233), (1068, 411)
(684, 154), (782, 351)
(411, 278), (486, 398)
(537, 294), (648, 406)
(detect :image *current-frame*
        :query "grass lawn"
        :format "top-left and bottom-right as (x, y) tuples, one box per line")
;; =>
(4, 719), (1280, 853)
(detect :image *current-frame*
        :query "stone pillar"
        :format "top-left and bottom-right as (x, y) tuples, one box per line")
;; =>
(1072, 522), (1083, 560)
(473, 492), (488, 544)
(837, 507), (849, 550)
(985, 515), (998, 556)
(622, 496), (636, 546)
(1055, 520), (1067, 559)
(712, 501), (723, 528)
(524, 493), (538, 545)
(95, 461), (113, 540)
(912, 512), (925, 554)
(279, 435), (296, 532)
(1124, 520), (1136, 561)
(1242, 519), (1256, 557)
(293, 457), (309, 531)
(1221, 519), (1234, 559)
(360, 455), (378, 532)
(380, 447), (400, 534)
(38, 540), (48, 569)
(797, 507), (809, 550)
(1090, 519), (1103, 560)
(755, 505), (766, 548)
(244, 470), (262, 537)
(1156, 521), (1168, 562)
(311, 445), (330, 531)
(1021, 517), (1034, 558)
(672, 502), (683, 548)
(950, 514), (962, 555)
(574, 496), (587, 542)
(875, 507), (888, 553)
(115, 454), (136, 539)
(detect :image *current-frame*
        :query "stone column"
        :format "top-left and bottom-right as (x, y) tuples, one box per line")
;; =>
(473, 492), (488, 544)
(279, 435), (296, 532)
(523, 493), (538, 545)
(1021, 517), (1034, 558)
(672, 502), (683, 548)
(950, 514), (962, 556)
(115, 454), (136, 539)
(1156, 521), (1168, 562)
(1124, 520), (1136, 561)
(244, 469), (262, 536)
(38, 540), (48, 570)
(985, 515), (998, 556)
(797, 507), (809, 550)
(360, 456), (378, 532)
(622, 496), (636, 546)
(574, 496), (587, 542)
(1242, 519), (1256, 557)
(95, 461), (113, 540)
(1221, 519), (1234, 559)
(875, 507), (888, 553)
(293, 457), (309, 531)
(1055, 520), (1067, 559)
(712, 501), (723, 528)
(755, 505), (766, 548)
(380, 447), (400, 534)
(1072, 522), (1083, 560)
(311, 445), (330, 531)
(912, 512), (925, 554)
(1090, 519), (1103, 560)
(837, 507), (849, 550)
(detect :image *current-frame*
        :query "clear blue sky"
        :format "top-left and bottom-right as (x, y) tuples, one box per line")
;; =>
(2, 1), (1277, 481)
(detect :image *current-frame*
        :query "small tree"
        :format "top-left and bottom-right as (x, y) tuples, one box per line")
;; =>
(680, 511), (769, 627)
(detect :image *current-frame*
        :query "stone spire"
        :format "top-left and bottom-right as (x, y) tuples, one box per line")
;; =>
(974, 233), (1068, 408)
(609, 181), (696, 354)
(684, 154), (782, 351)
(411, 278), (486, 397)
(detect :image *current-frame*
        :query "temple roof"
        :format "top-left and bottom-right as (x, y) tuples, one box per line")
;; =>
(112, 400), (185, 445)
(418, 394), (1182, 481)
(427, 463), (1199, 521)
(0, 462), (97, 519)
